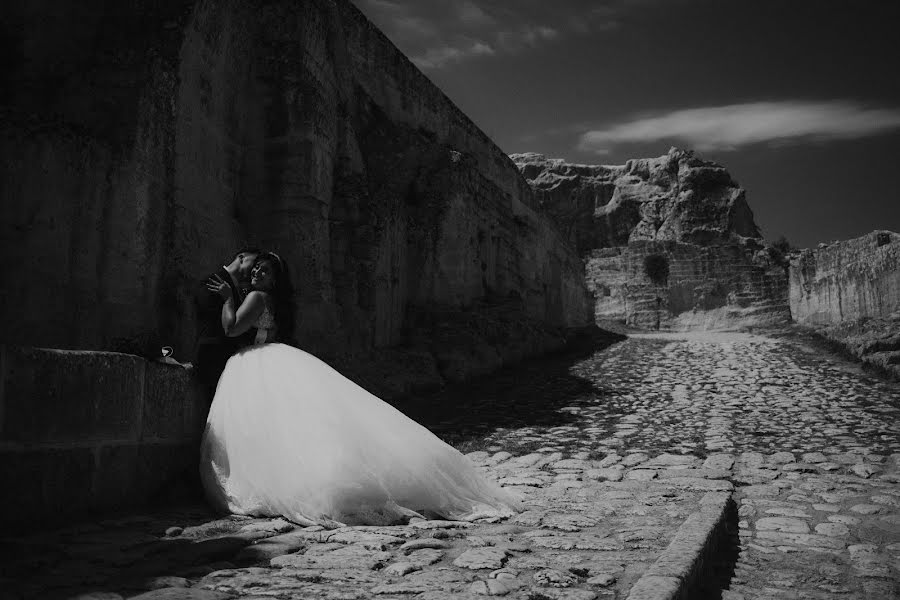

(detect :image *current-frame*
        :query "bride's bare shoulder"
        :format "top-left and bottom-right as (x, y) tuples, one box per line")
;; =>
(245, 290), (273, 310)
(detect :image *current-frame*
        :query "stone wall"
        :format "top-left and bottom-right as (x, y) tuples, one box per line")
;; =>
(0, 346), (202, 531)
(789, 231), (900, 326)
(0, 0), (589, 375)
(789, 231), (900, 377)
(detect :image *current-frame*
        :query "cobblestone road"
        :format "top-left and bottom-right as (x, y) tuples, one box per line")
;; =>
(4, 329), (899, 599)
(396, 329), (900, 599)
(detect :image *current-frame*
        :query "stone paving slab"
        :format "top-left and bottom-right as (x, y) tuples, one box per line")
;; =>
(0, 450), (734, 600)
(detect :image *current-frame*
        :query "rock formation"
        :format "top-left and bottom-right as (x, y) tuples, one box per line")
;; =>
(789, 230), (900, 377)
(514, 148), (761, 249)
(0, 0), (591, 392)
(512, 149), (789, 329)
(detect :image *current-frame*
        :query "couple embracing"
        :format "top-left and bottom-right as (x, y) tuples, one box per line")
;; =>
(194, 247), (286, 404)
(194, 248), (520, 528)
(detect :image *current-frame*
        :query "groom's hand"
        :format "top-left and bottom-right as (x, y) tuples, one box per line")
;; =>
(205, 275), (233, 301)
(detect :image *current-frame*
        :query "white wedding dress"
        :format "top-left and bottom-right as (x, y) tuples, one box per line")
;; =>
(199, 307), (520, 526)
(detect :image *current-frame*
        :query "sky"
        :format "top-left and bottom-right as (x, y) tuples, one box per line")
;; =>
(353, 0), (900, 249)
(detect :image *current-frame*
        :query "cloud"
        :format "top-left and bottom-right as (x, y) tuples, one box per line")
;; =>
(413, 41), (496, 70)
(496, 26), (559, 53)
(391, 15), (439, 38)
(353, 0), (649, 69)
(458, 2), (495, 27)
(578, 101), (900, 153)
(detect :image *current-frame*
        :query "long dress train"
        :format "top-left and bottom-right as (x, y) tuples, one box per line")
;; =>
(199, 341), (520, 526)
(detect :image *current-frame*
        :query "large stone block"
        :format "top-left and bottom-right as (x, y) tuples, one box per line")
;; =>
(1, 346), (145, 444)
(142, 362), (202, 442)
(92, 441), (198, 510)
(0, 346), (204, 529)
(0, 441), (199, 530)
(92, 443), (143, 509)
(137, 442), (200, 500)
(0, 447), (95, 522)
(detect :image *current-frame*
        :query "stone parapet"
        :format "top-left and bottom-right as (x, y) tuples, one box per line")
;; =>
(0, 346), (202, 531)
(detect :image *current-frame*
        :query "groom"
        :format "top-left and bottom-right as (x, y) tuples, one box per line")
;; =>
(194, 247), (260, 411)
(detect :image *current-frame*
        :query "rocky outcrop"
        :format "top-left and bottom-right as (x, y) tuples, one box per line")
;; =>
(789, 231), (900, 377)
(512, 149), (789, 329)
(0, 0), (590, 386)
(513, 148), (761, 252)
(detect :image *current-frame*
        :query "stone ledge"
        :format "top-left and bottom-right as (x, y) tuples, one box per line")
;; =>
(0, 346), (201, 444)
(0, 346), (203, 531)
(627, 575), (682, 600)
(1, 346), (145, 443)
(626, 490), (734, 600)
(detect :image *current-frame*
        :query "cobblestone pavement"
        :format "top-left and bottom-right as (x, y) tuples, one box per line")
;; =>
(2, 476), (721, 600)
(3, 329), (900, 599)
(426, 330), (900, 598)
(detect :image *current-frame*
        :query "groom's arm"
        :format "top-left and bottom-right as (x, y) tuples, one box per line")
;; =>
(195, 272), (224, 338)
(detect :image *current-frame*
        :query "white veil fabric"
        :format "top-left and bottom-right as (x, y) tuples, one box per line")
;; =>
(200, 343), (520, 526)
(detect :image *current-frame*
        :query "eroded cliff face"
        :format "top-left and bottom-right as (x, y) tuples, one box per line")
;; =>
(0, 0), (590, 391)
(790, 231), (900, 325)
(512, 149), (789, 329)
(789, 231), (900, 377)
(585, 241), (789, 330)
(514, 148), (761, 251)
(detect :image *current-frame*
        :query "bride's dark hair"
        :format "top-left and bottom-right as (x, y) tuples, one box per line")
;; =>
(257, 251), (296, 344)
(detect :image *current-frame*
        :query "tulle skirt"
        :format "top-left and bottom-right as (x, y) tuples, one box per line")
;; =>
(199, 343), (519, 526)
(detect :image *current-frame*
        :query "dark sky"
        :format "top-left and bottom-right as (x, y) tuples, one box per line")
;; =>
(354, 0), (900, 248)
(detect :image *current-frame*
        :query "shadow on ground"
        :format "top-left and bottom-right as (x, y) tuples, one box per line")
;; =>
(0, 506), (263, 600)
(391, 327), (627, 447)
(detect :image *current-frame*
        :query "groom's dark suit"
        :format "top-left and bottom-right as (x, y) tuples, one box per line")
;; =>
(194, 268), (256, 410)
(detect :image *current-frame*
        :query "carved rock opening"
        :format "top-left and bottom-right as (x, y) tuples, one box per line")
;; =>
(644, 253), (670, 286)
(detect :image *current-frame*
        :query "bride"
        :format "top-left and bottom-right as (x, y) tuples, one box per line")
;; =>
(200, 251), (520, 526)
